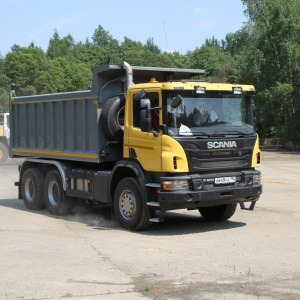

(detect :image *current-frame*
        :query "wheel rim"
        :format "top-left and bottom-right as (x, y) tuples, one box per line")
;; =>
(119, 189), (136, 221)
(48, 181), (59, 206)
(24, 178), (34, 202)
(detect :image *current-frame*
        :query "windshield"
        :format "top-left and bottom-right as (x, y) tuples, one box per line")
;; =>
(164, 94), (255, 137)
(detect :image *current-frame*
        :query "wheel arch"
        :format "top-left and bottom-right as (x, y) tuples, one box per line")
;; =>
(20, 159), (70, 192)
(110, 160), (151, 210)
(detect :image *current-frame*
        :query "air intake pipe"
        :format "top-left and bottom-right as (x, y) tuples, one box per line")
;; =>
(123, 61), (134, 88)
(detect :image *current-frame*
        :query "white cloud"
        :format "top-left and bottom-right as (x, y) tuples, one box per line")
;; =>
(196, 21), (214, 32)
(193, 7), (206, 15)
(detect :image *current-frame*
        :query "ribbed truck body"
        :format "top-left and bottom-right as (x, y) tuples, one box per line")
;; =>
(11, 92), (100, 162)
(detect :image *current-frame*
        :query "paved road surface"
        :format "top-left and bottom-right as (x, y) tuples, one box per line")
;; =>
(0, 151), (299, 300)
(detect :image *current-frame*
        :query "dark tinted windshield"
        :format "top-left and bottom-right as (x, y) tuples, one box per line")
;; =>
(165, 94), (255, 137)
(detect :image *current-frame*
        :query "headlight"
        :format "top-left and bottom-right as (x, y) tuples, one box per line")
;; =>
(253, 174), (261, 184)
(162, 180), (190, 191)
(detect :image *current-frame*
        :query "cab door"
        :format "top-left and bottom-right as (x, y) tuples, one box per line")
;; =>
(124, 89), (162, 172)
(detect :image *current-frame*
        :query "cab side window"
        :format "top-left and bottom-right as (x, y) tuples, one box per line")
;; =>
(133, 92), (159, 129)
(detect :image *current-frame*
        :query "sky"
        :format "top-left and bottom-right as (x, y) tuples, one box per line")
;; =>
(0, 0), (247, 56)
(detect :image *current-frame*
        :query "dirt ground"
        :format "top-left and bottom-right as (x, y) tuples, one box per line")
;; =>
(0, 150), (299, 300)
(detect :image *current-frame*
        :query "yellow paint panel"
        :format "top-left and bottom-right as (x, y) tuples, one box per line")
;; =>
(251, 135), (261, 167)
(126, 127), (162, 172)
(161, 135), (189, 172)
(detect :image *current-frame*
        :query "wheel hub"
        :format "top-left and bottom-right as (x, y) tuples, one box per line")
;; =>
(24, 178), (34, 202)
(120, 190), (136, 220)
(48, 181), (59, 206)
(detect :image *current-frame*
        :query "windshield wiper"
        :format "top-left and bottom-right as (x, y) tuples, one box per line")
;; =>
(213, 130), (249, 136)
(191, 129), (213, 137)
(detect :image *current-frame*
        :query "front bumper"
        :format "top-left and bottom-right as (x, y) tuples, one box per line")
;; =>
(157, 170), (262, 210)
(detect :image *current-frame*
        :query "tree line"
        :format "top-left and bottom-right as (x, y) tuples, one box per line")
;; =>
(1, 0), (299, 140)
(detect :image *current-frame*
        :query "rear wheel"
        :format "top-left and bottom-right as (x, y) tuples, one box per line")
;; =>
(198, 204), (237, 221)
(114, 177), (152, 231)
(21, 168), (45, 210)
(44, 170), (74, 215)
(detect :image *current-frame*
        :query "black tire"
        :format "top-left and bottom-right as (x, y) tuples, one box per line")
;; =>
(100, 95), (125, 142)
(44, 170), (74, 215)
(0, 142), (8, 165)
(21, 168), (45, 210)
(114, 177), (152, 231)
(198, 204), (237, 221)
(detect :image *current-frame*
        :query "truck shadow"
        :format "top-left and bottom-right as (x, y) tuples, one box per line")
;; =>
(142, 212), (246, 236)
(0, 198), (246, 235)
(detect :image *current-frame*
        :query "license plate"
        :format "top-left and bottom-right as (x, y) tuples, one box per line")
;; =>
(215, 176), (236, 184)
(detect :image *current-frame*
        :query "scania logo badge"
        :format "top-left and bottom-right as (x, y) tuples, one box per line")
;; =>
(207, 141), (237, 149)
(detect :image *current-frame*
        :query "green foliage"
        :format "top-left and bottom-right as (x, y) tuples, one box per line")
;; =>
(187, 38), (236, 82)
(91, 25), (120, 64)
(47, 31), (75, 59)
(225, 27), (265, 85)
(144, 38), (161, 54)
(237, 0), (300, 140)
(2, 5), (300, 141)
(4, 43), (92, 96)
(35, 58), (91, 94)
(0, 55), (10, 112)
(121, 37), (144, 53)
(0, 88), (9, 112)
(5, 46), (47, 95)
(257, 83), (294, 137)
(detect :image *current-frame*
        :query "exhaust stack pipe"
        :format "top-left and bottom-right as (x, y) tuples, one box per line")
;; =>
(123, 61), (133, 88)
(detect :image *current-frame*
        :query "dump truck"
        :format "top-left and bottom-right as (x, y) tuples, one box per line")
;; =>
(9, 62), (262, 230)
(0, 112), (10, 164)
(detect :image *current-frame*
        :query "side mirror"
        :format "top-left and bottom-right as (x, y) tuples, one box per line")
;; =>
(171, 95), (182, 108)
(134, 89), (145, 101)
(140, 98), (151, 132)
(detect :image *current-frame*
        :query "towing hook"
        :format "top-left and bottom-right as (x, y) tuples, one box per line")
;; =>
(240, 201), (256, 210)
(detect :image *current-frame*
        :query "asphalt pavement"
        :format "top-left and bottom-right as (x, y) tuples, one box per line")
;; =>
(0, 151), (299, 300)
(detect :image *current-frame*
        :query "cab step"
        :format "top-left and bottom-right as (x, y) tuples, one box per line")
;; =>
(149, 217), (161, 222)
(147, 201), (160, 207)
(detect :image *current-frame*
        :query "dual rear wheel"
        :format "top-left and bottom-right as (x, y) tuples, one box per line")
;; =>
(21, 168), (73, 215)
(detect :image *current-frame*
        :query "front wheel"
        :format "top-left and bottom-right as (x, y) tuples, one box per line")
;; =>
(114, 177), (152, 231)
(198, 204), (237, 221)
(44, 170), (74, 215)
